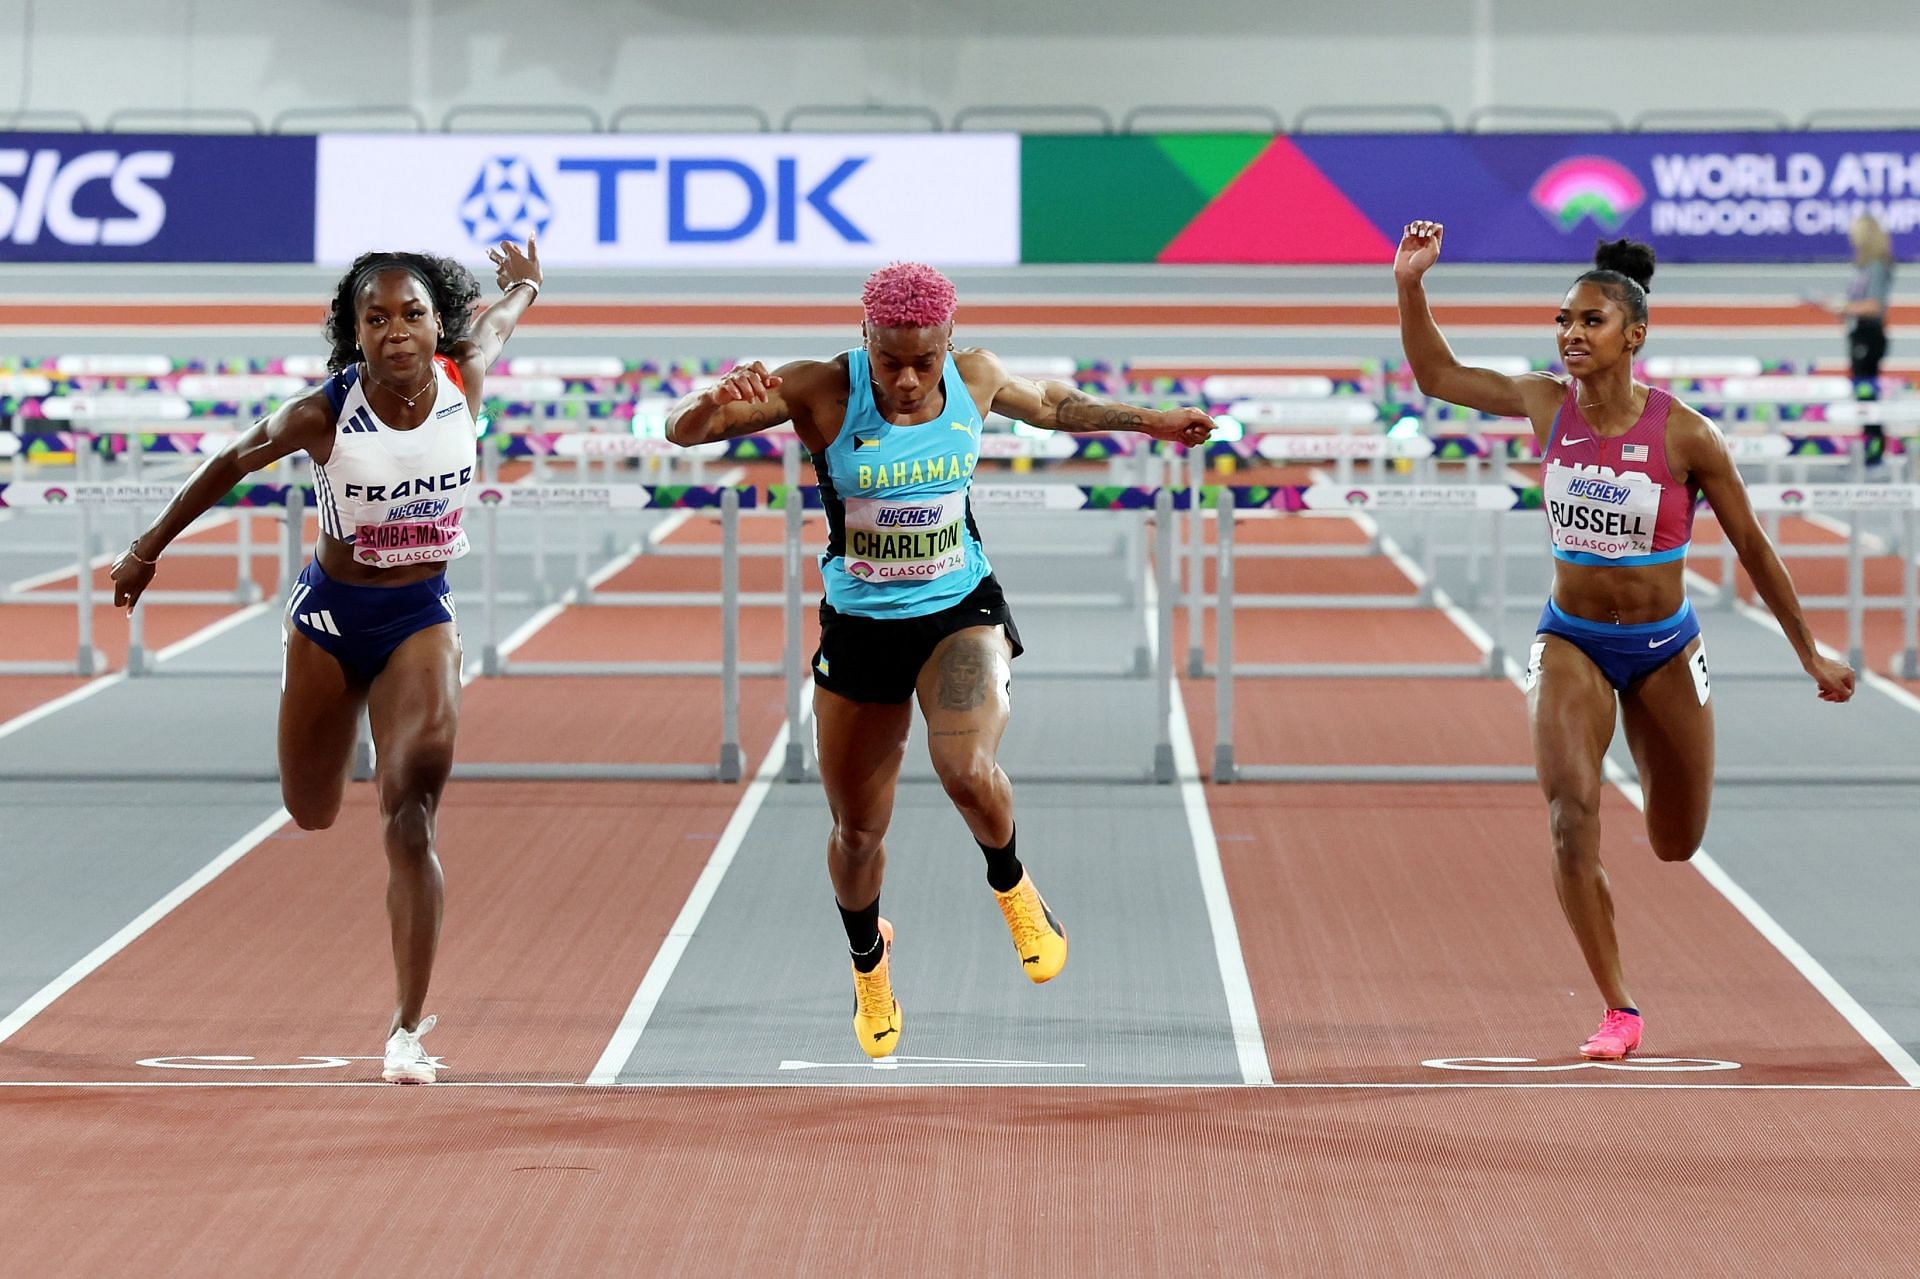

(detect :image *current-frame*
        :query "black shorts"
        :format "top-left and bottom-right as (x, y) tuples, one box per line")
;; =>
(812, 574), (1024, 705)
(1850, 317), (1888, 386)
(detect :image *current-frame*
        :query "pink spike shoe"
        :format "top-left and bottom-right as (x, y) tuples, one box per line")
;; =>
(1579, 1009), (1644, 1060)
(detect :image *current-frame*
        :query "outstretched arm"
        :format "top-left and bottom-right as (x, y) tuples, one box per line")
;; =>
(449, 236), (543, 404)
(1395, 219), (1563, 432)
(1684, 415), (1854, 702)
(972, 351), (1213, 447)
(667, 360), (829, 446)
(110, 390), (335, 611)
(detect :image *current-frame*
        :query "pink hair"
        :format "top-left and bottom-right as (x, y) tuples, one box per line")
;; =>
(861, 262), (957, 330)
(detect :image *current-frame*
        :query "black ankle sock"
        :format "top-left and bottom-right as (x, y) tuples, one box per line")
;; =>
(979, 827), (1024, 894)
(839, 895), (883, 972)
(1612, 1006), (1641, 1017)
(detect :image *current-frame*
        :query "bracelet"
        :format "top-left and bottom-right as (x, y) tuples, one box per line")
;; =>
(505, 278), (540, 302)
(125, 540), (158, 566)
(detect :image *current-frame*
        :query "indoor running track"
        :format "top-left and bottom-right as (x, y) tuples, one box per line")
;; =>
(0, 493), (1915, 1276)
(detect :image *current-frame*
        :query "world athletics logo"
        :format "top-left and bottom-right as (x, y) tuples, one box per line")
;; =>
(1530, 157), (1646, 233)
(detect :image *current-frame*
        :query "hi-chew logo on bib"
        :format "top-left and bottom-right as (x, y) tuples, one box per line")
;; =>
(874, 505), (943, 529)
(844, 492), (968, 582)
(1546, 462), (1661, 559)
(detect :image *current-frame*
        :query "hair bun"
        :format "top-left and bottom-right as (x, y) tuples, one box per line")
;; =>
(1593, 238), (1655, 292)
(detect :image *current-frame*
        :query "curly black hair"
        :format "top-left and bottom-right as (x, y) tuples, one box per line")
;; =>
(322, 251), (482, 373)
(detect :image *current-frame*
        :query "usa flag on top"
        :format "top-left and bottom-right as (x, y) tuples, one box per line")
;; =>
(1622, 443), (1650, 463)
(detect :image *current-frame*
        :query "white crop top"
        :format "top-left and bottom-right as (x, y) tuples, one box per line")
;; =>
(311, 356), (478, 569)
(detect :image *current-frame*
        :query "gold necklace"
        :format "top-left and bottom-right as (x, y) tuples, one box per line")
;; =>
(365, 363), (434, 410)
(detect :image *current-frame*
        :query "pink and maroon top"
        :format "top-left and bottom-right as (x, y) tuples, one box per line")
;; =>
(1540, 384), (1698, 567)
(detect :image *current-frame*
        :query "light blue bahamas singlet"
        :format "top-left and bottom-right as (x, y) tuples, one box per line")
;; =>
(814, 348), (993, 619)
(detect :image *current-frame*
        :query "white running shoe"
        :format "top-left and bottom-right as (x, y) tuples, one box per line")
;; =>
(382, 1014), (439, 1084)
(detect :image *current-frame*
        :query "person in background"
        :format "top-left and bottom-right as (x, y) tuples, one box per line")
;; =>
(1814, 214), (1895, 467)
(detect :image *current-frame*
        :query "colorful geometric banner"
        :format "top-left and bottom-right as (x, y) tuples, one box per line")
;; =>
(1024, 131), (1920, 264)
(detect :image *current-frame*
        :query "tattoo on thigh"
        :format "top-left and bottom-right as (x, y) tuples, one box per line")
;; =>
(936, 643), (992, 711)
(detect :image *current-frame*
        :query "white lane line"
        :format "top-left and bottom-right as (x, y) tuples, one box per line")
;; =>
(0, 675), (127, 744)
(0, 1078), (1915, 1092)
(0, 601), (274, 746)
(1354, 501), (1920, 1087)
(1676, 570), (1920, 1085)
(1145, 524), (1272, 1086)
(0, 808), (293, 1047)
(586, 706), (804, 1086)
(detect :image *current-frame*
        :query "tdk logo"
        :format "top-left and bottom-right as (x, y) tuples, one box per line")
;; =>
(462, 157), (552, 244)
(0, 149), (172, 246)
(463, 152), (871, 246)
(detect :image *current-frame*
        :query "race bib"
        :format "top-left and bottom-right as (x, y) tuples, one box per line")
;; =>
(351, 508), (470, 568)
(842, 491), (968, 583)
(1545, 462), (1662, 561)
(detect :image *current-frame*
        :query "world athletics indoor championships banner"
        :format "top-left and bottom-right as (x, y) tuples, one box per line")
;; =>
(1022, 131), (1920, 264)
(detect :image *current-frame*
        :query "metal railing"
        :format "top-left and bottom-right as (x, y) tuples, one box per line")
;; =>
(22, 101), (1920, 136)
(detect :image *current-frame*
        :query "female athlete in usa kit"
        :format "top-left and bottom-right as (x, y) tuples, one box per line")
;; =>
(1398, 224), (1854, 1060)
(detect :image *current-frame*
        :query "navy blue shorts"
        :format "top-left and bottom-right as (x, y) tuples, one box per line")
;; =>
(1533, 598), (1701, 692)
(284, 560), (457, 686)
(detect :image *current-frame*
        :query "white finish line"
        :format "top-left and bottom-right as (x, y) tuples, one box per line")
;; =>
(135, 1054), (447, 1072)
(778, 1055), (1087, 1073)
(1424, 1056), (1741, 1073)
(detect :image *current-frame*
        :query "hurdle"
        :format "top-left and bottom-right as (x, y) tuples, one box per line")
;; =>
(772, 483), (1183, 786)
(0, 476), (302, 677)
(1204, 480), (1920, 785)
(470, 480), (756, 783)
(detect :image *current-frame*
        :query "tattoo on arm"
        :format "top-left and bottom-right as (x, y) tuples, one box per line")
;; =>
(1054, 391), (1145, 433)
(716, 407), (780, 440)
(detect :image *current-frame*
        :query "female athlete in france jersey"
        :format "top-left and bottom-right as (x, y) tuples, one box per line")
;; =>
(668, 262), (1213, 1058)
(112, 240), (542, 1083)
(1396, 224), (1854, 1060)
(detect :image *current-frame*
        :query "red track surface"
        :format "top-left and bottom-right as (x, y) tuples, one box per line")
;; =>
(2, 469), (1915, 1272)
(2, 1088), (1916, 1275)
